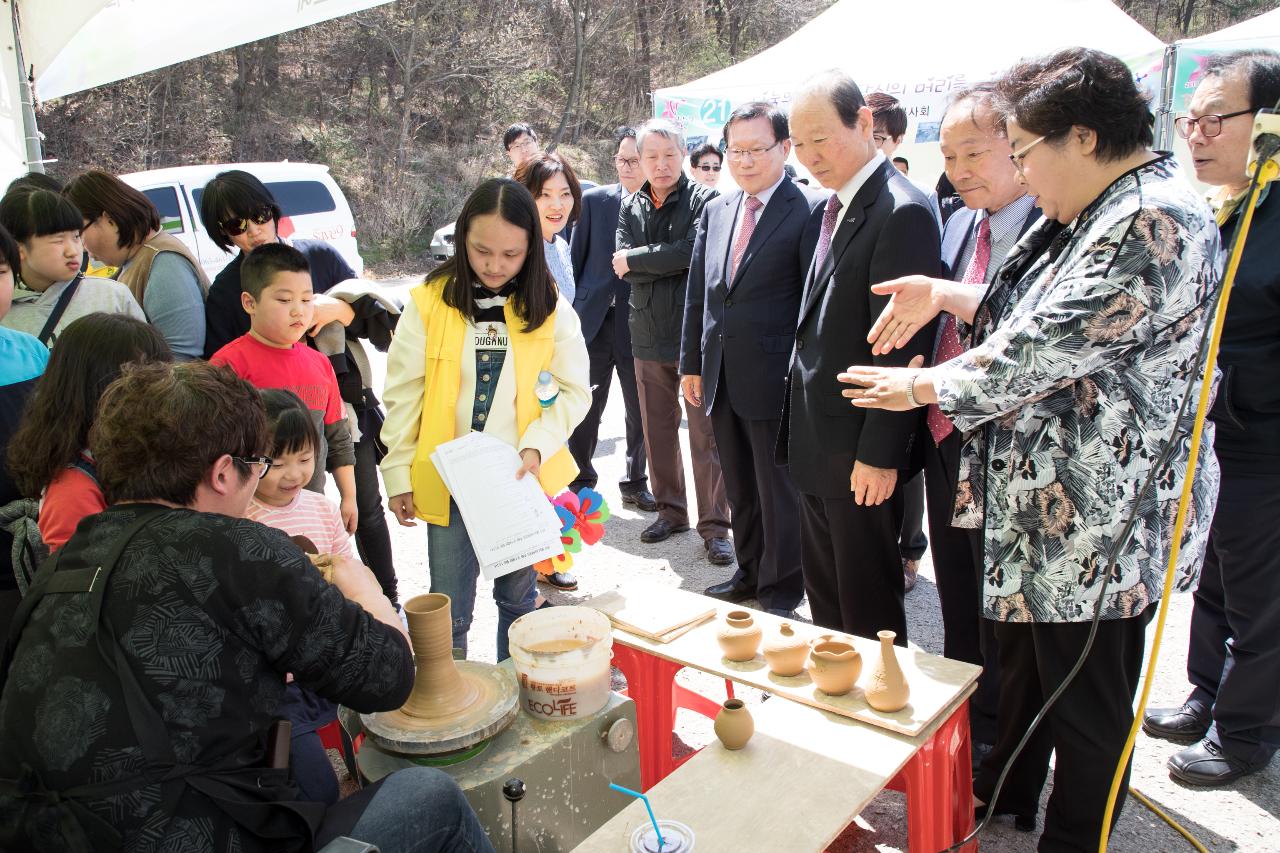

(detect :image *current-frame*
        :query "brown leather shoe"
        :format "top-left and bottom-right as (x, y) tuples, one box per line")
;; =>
(903, 558), (919, 593)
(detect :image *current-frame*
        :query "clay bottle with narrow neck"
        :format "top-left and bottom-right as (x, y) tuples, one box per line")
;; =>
(400, 593), (479, 719)
(763, 621), (808, 677)
(863, 630), (910, 712)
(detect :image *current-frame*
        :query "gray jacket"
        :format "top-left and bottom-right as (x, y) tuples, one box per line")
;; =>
(616, 174), (717, 362)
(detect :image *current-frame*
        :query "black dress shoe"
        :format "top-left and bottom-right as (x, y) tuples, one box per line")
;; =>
(974, 802), (1036, 833)
(765, 608), (799, 620)
(640, 518), (689, 543)
(971, 740), (994, 774)
(621, 487), (658, 512)
(704, 580), (754, 603)
(1143, 703), (1210, 743)
(537, 571), (578, 591)
(1168, 738), (1268, 786)
(705, 537), (735, 566)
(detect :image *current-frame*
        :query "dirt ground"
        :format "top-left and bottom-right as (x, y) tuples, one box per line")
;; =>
(344, 279), (1278, 852)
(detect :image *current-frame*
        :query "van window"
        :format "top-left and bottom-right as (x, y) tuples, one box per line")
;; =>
(143, 186), (185, 234)
(192, 180), (336, 219)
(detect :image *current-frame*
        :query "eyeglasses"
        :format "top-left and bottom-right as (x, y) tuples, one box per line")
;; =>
(220, 206), (276, 237)
(232, 455), (275, 480)
(1008, 134), (1049, 174)
(873, 133), (890, 148)
(696, 163), (722, 172)
(1173, 109), (1253, 139)
(726, 140), (782, 162)
(614, 156), (640, 169)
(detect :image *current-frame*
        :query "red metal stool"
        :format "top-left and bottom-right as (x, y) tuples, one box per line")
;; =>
(884, 700), (977, 852)
(612, 643), (735, 790)
(317, 718), (362, 783)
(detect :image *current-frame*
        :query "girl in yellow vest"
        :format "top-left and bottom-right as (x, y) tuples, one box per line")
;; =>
(381, 178), (590, 660)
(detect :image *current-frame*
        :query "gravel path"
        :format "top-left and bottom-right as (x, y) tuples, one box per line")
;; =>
(359, 278), (1277, 852)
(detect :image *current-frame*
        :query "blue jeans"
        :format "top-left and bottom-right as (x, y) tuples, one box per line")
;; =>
(428, 501), (536, 660)
(345, 767), (494, 853)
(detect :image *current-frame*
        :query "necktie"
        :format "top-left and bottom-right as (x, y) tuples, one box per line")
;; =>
(813, 195), (843, 273)
(730, 196), (763, 282)
(927, 216), (991, 444)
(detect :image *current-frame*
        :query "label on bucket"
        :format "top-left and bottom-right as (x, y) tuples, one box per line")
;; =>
(519, 674), (582, 718)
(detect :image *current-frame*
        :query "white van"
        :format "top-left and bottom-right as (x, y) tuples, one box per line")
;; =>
(120, 162), (364, 280)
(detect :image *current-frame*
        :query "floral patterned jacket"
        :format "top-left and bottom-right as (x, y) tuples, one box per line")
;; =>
(934, 155), (1221, 623)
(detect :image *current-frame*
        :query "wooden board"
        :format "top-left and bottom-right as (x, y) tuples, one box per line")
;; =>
(574, 690), (971, 853)
(610, 587), (981, 737)
(582, 580), (716, 643)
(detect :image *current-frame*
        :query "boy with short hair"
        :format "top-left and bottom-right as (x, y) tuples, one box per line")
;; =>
(211, 243), (357, 531)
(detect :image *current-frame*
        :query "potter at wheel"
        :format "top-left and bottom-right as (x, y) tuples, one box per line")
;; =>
(362, 593), (519, 756)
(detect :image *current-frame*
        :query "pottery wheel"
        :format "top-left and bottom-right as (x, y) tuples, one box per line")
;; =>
(361, 660), (518, 755)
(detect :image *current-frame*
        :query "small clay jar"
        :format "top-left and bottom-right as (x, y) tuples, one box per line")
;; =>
(863, 630), (910, 712)
(807, 640), (862, 696)
(716, 610), (763, 661)
(763, 621), (808, 677)
(713, 698), (754, 750)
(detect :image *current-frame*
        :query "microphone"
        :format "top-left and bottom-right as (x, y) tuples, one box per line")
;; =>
(1248, 109), (1280, 183)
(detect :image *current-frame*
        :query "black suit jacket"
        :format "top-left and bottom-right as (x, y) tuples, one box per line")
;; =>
(779, 159), (942, 498)
(569, 183), (631, 344)
(680, 176), (827, 419)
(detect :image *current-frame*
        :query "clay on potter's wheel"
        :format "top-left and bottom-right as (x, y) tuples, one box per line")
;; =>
(763, 621), (808, 677)
(362, 593), (518, 755)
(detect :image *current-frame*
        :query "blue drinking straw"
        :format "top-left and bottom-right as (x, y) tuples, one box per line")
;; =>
(608, 782), (664, 848)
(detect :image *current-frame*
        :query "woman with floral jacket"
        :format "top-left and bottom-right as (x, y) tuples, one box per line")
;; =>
(839, 48), (1220, 849)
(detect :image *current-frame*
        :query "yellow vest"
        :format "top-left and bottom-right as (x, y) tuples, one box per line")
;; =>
(409, 277), (578, 526)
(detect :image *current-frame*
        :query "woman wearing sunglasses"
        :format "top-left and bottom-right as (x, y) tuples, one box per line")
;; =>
(688, 142), (723, 190)
(199, 170), (404, 607)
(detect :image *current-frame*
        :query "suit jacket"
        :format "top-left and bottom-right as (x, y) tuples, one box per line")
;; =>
(570, 183), (631, 344)
(939, 202), (1042, 282)
(679, 176), (827, 419)
(779, 159), (942, 498)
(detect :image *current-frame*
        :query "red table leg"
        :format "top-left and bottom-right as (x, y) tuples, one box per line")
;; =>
(886, 699), (977, 852)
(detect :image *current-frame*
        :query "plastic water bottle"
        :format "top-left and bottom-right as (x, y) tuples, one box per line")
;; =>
(535, 370), (560, 408)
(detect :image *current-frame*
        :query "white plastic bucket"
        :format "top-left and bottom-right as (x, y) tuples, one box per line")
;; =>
(507, 606), (613, 720)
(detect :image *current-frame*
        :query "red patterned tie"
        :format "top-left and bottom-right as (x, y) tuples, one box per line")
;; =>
(813, 195), (843, 273)
(730, 196), (763, 282)
(927, 216), (991, 444)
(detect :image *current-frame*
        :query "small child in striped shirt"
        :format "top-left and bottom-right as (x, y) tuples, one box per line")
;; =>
(244, 388), (351, 805)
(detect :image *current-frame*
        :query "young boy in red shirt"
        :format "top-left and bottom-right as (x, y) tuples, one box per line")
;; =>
(211, 242), (357, 532)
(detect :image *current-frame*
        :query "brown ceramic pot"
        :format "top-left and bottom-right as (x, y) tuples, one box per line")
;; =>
(807, 640), (862, 696)
(762, 621), (808, 677)
(716, 610), (763, 661)
(863, 630), (910, 712)
(713, 698), (754, 750)
(400, 593), (480, 719)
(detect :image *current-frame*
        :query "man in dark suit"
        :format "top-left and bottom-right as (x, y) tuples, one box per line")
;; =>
(679, 102), (826, 616)
(926, 84), (1040, 758)
(567, 127), (657, 511)
(780, 71), (941, 641)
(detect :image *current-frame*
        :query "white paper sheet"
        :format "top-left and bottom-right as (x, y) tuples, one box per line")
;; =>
(430, 432), (565, 579)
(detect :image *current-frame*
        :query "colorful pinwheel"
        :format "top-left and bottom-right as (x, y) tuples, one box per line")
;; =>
(553, 488), (611, 546)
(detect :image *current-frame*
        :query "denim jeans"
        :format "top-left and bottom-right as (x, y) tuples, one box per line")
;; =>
(427, 500), (536, 660)
(344, 767), (495, 853)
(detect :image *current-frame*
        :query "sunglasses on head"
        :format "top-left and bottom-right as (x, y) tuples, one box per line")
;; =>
(220, 206), (276, 237)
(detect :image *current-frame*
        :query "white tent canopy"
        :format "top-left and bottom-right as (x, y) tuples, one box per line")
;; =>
(654, 0), (1163, 183)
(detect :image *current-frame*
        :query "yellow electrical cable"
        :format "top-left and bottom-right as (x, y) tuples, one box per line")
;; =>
(1098, 156), (1280, 853)
(1129, 788), (1210, 853)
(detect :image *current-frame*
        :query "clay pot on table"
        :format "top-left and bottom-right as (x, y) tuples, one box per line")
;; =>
(863, 630), (910, 712)
(763, 621), (808, 677)
(807, 640), (862, 696)
(713, 698), (754, 750)
(716, 610), (763, 661)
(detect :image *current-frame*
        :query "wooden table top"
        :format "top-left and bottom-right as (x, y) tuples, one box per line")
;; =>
(573, 686), (975, 852)
(602, 587), (981, 737)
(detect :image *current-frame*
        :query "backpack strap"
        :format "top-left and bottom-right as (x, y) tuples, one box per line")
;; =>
(36, 273), (83, 346)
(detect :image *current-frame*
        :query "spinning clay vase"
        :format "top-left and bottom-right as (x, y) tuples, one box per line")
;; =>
(763, 622), (808, 677)
(716, 610), (763, 661)
(864, 630), (910, 712)
(807, 640), (862, 696)
(713, 698), (754, 750)
(399, 593), (481, 721)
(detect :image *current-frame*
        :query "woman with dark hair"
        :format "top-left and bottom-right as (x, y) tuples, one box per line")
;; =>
(515, 152), (582, 306)
(381, 178), (590, 658)
(199, 168), (403, 605)
(0, 189), (144, 346)
(8, 312), (173, 552)
(64, 169), (209, 359)
(688, 142), (723, 189)
(839, 47), (1221, 847)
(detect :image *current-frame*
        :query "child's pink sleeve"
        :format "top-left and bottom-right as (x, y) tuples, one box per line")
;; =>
(327, 500), (355, 559)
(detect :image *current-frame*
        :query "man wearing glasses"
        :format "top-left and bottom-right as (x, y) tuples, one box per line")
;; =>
(679, 102), (826, 616)
(567, 126), (658, 513)
(1144, 48), (1280, 788)
(688, 143), (724, 190)
(503, 123), (542, 168)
